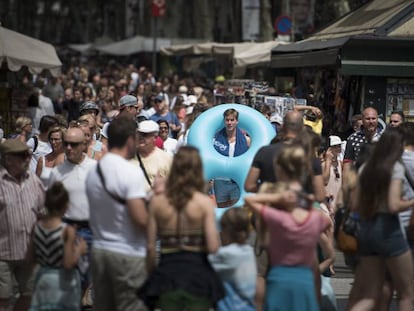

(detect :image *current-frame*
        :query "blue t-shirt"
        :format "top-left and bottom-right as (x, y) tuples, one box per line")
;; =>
(150, 111), (180, 138)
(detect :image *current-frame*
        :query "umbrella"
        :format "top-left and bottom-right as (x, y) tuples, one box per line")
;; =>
(0, 25), (62, 76)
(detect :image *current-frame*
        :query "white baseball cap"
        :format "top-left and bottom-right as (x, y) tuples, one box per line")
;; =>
(329, 135), (342, 146)
(270, 113), (283, 125)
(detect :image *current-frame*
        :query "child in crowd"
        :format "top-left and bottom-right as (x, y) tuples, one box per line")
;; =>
(209, 207), (257, 311)
(27, 182), (87, 311)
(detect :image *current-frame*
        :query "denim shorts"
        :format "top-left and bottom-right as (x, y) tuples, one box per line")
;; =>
(358, 213), (408, 258)
(213, 178), (240, 203)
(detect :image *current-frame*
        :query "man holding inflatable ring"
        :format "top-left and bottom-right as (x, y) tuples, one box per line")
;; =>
(212, 108), (251, 207)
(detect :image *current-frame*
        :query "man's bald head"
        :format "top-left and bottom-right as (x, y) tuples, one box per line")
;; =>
(362, 107), (378, 118)
(64, 127), (86, 164)
(283, 110), (304, 135)
(361, 107), (378, 139)
(65, 127), (85, 142)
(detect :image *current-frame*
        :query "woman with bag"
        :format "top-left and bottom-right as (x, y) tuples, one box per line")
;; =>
(347, 128), (414, 311)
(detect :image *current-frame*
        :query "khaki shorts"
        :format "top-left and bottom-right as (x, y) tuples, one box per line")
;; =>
(92, 248), (147, 311)
(0, 260), (36, 299)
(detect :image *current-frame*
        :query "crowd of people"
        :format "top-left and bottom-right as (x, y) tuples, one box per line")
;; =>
(0, 61), (413, 311)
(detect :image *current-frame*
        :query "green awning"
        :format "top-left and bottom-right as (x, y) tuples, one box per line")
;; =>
(340, 60), (414, 76)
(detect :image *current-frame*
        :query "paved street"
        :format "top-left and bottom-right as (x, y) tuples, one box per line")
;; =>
(331, 251), (353, 311)
(331, 251), (398, 311)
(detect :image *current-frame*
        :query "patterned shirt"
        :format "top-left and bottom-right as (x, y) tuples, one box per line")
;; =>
(0, 166), (45, 260)
(344, 129), (381, 164)
(33, 223), (65, 267)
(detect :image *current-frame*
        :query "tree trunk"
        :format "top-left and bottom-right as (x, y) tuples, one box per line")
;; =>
(260, 0), (273, 41)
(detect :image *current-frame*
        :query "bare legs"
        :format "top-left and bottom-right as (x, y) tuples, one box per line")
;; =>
(347, 251), (413, 311)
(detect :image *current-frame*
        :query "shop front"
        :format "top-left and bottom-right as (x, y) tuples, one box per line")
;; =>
(270, 0), (414, 137)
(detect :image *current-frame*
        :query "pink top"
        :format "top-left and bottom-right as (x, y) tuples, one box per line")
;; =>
(262, 207), (329, 267)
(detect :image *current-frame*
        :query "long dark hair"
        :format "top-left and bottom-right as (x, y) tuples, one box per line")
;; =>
(358, 128), (404, 219)
(166, 146), (205, 210)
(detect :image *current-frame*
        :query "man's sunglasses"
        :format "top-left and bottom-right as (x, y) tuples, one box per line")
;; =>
(333, 166), (340, 179)
(63, 141), (82, 148)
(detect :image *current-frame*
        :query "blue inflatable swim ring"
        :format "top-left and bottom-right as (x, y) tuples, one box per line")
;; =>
(188, 103), (275, 220)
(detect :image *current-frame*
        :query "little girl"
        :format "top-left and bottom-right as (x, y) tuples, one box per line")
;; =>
(245, 145), (335, 311)
(27, 181), (87, 311)
(209, 207), (257, 311)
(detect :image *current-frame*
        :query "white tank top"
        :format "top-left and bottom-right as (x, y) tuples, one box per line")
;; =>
(40, 157), (53, 187)
(228, 141), (236, 157)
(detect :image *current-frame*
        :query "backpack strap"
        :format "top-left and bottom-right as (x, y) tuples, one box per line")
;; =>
(32, 136), (38, 152)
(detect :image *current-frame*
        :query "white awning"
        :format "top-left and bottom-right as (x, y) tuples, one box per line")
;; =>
(0, 25), (62, 76)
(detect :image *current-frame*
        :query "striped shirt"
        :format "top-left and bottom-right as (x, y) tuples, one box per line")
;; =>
(33, 223), (65, 267)
(0, 166), (45, 260)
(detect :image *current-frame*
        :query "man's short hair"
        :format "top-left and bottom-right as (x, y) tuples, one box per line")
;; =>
(391, 110), (405, 122)
(223, 108), (239, 120)
(108, 117), (137, 149)
(39, 115), (58, 133)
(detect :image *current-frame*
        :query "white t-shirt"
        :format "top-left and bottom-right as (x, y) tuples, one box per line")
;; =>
(86, 153), (147, 257)
(48, 155), (96, 220)
(27, 138), (52, 173)
(163, 137), (178, 155)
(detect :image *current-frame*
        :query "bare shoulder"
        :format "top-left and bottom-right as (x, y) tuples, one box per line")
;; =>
(193, 192), (215, 209)
(63, 224), (76, 241)
(150, 194), (169, 211)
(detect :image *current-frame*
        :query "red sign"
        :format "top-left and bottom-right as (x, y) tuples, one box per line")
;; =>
(275, 15), (292, 35)
(151, 0), (166, 17)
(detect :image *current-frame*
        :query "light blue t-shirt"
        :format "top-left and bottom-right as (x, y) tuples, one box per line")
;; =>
(209, 243), (256, 311)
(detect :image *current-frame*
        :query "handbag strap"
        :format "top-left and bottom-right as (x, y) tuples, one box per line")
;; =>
(136, 152), (152, 188)
(96, 162), (126, 205)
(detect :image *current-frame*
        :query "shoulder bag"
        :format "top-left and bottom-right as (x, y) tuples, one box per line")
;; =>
(96, 162), (126, 205)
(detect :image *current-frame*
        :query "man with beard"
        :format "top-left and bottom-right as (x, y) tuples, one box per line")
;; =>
(343, 107), (381, 170)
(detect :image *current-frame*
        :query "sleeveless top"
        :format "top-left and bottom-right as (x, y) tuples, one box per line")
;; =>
(33, 223), (66, 268)
(39, 157), (54, 186)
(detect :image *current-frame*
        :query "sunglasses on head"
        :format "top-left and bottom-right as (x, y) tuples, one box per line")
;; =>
(63, 141), (82, 148)
(69, 120), (89, 128)
(333, 166), (340, 179)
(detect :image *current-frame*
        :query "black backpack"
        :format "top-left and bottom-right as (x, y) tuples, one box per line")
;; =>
(31, 136), (39, 152)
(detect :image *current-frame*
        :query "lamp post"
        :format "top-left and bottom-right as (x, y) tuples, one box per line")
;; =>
(151, 0), (166, 76)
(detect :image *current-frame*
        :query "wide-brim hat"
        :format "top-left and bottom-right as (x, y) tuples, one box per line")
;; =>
(0, 139), (30, 155)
